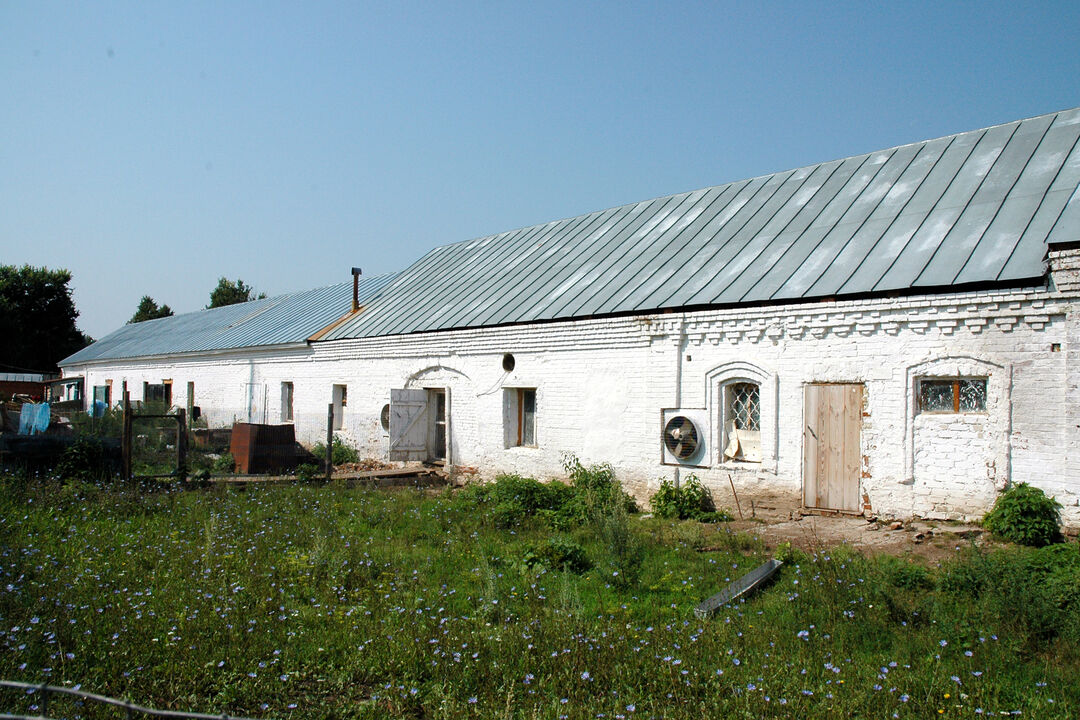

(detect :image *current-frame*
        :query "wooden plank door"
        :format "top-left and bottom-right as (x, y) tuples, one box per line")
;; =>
(389, 388), (428, 461)
(803, 383), (862, 512)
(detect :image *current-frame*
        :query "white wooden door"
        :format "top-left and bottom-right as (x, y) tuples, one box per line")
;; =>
(389, 388), (428, 461)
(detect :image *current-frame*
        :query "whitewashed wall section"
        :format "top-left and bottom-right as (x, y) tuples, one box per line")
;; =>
(68, 284), (1079, 526)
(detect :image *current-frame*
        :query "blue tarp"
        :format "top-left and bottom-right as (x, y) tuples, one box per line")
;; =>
(18, 403), (51, 435)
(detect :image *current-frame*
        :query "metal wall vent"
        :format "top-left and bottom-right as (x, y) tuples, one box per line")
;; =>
(661, 408), (710, 467)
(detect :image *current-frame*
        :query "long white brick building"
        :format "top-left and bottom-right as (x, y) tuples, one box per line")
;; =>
(61, 108), (1080, 526)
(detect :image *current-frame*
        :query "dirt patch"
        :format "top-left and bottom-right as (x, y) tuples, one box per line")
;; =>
(700, 487), (995, 564)
(725, 515), (992, 565)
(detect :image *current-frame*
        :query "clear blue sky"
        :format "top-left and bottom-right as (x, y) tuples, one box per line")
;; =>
(2, 1), (1079, 339)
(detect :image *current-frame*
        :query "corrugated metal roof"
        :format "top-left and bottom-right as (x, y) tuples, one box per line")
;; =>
(60, 274), (397, 366)
(322, 107), (1080, 341)
(0, 373), (46, 382)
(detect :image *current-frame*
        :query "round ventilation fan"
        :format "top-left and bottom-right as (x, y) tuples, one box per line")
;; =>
(663, 415), (700, 460)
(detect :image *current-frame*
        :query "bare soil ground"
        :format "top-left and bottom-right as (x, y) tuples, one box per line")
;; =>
(707, 488), (994, 565)
(733, 515), (993, 565)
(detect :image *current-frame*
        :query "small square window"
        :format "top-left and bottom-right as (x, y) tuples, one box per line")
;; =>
(917, 377), (987, 414)
(504, 388), (537, 447)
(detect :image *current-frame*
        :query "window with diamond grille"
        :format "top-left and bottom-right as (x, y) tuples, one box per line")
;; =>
(723, 382), (761, 462)
(729, 382), (760, 430)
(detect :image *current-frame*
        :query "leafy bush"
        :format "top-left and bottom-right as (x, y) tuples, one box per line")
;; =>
(310, 436), (360, 466)
(651, 475), (716, 520)
(457, 459), (639, 530)
(523, 536), (592, 574)
(983, 482), (1063, 547)
(459, 473), (573, 528)
(596, 495), (644, 587)
(773, 541), (803, 564)
(56, 437), (112, 482)
(877, 555), (934, 590)
(212, 452), (235, 474)
(68, 406), (125, 439)
(562, 454), (638, 522)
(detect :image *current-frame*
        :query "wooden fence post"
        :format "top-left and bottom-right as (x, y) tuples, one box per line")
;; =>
(326, 403), (334, 481)
(122, 391), (132, 483)
(176, 409), (187, 482)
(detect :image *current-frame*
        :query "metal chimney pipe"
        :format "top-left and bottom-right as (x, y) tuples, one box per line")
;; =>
(351, 267), (362, 311)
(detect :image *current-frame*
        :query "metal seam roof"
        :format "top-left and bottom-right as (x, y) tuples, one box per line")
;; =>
(60, 274), (397, 366)
(320, 107), (1080, 342)
(62, 107), (1080, 364)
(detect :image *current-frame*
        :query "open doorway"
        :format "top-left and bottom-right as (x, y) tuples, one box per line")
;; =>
(389, 387), (451, 463)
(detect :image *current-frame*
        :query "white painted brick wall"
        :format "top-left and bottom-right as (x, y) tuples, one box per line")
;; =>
(66, 277), (1080, 528)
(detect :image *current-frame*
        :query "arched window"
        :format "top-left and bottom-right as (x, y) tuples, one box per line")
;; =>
(706, 361), (775, 468)
(722, 381), (761, 462)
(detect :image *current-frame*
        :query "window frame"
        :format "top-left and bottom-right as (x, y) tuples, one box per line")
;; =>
(503, 387), (537, 448)
(916, 376), (988, 415)
(706, 362), (777, 472)
(332, 384), (347, 430)
(721, 381), (762, 463)
(92, 384), (111, 414)
(281, 382), (294, 423)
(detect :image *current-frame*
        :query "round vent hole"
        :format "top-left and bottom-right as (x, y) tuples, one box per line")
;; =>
(502, 353), (516, 372)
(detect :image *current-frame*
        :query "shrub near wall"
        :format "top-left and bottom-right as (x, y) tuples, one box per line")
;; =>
(983, 483), (1063, 547)
(651, 475), (731, 522)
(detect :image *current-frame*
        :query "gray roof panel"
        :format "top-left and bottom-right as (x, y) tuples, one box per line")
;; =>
(957, 115), (1080, 284)
(60, 274), (397, 365)
(68, 107), (1080, 360)
(768, 143), (925, 300)
(327, 109), (1078, 343)
(652, 170), (800, 309)
(606, 186), (739, 313)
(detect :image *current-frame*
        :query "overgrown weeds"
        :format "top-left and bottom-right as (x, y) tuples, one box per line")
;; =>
(1, 475), (1077, 719)
(938, 542), (1080, 643)
(310, 435), (360, 466)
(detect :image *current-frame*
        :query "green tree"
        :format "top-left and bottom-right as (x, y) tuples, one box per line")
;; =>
(0, 264), (91, 372)
(207, 277), (266, 308)
(128, 295), (174, 323)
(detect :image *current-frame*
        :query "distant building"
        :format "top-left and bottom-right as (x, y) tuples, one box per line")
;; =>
(0, 372), (48, 402)
(61, 107), (1080, 526)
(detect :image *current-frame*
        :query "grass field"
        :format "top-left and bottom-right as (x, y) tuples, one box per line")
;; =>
(1, 472), (1077, 719)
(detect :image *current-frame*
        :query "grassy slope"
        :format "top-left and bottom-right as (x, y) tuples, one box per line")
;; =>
(0, 478), (1077, 719)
